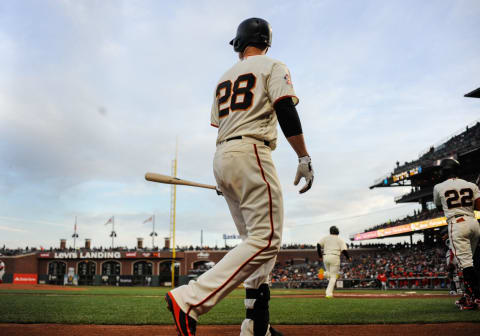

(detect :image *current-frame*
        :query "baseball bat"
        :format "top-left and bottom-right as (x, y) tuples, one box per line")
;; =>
(145, 172), (217, 190)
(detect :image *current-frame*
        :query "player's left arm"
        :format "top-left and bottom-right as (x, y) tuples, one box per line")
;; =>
(341, 250), (351, 261)
(269, 62), (313, 194)
(316, 243), (322, 258)
(274, 98), (308, 156)
(274, 98), (313, 193)
(340, 240), (351, 261)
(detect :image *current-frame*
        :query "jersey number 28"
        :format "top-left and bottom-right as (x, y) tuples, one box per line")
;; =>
(444, 188), (473, 209)
(216, 73), (256, 118)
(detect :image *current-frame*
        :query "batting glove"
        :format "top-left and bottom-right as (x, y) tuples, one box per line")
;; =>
(215, 186), (223, 196)
(294, 155), (314, 194)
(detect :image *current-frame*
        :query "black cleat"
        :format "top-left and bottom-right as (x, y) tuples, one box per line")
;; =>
(165, 292), (197, 336)
(455, 295), (478, 311)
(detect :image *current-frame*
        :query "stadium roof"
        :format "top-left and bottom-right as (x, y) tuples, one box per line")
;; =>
(465, 87), (480, 98)
(370, 118), (480, 190)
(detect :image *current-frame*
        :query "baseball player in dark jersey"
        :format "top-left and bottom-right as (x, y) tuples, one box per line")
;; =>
(165, 18), (313, 335)
(433, 159), (480, 310)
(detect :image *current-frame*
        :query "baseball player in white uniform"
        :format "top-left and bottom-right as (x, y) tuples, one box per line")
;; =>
(0, 260), (5, 283)
(317, 226), (351, 298)
(445, 238), (462, 295)
(165, 18), (314, 336)
(441, 227), (462, 294)
(433, 158), (480, 310)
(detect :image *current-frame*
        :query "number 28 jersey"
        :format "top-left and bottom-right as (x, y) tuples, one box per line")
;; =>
(210, 55), (298, 150)
(433, 178), (480, 220)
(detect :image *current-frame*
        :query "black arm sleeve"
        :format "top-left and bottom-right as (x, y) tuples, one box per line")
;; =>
(342, 250), (350, 259)
(317, 244), (322, 258)
(274, 97), (303, 138)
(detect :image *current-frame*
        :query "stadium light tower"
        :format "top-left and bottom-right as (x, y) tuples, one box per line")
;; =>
(71, 216), (79, 250)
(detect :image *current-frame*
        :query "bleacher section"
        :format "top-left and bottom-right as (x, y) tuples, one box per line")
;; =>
(356, 119), (480, 244)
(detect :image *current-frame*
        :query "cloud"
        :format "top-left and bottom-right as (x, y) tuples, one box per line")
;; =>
(0, 1), (479, 248)
(0, 225), (28, 233)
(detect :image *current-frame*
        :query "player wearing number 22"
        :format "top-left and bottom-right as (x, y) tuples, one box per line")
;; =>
(165, 18), (314, 336)
(433, 158), (480, 310)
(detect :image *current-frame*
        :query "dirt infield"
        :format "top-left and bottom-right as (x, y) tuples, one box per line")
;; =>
(1, 323), (479, 336)
(272, 292), (456, 299)
(0, 284), (85, 291)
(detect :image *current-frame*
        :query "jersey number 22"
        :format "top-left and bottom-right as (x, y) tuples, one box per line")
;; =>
(444, 188), (473, 209)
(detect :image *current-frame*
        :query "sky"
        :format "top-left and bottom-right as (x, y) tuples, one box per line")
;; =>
(1, 0), (479, 250)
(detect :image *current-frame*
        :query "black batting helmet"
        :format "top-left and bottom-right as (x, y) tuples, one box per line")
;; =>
(230, 18), (272, 53)
(440, 158), (460, 178)
(330, 226), (339, 235)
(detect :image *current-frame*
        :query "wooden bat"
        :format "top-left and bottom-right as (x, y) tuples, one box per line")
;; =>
(145, 172), (217, 190)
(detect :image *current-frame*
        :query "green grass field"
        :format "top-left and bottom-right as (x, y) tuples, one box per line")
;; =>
(1, 286), (479, 325)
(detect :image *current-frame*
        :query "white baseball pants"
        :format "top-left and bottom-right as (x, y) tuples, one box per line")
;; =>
(449, 215), (480, 269)
(170, 138), (283, 322)
(323, 254), (340, 297)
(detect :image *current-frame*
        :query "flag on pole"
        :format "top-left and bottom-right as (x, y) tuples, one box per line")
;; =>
(105, 216), (114, 225)
(143, 216), (153, 224)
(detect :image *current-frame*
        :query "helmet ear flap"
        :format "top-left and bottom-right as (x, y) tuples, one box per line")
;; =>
(230, 37), (244, 53)
(234, 39), (242, 52)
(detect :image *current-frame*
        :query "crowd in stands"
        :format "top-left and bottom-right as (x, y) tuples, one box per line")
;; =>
(340, 244), (447, 285)
(281, 243), (316, 249)
(0, 246), (39, 256)
(363, 207), (442, 233)
(270, 243), (450, 289)
(1, 241), (430, 256)
(393, 121), (480, 175)
(177, 243), (317, 251)
(0, 243), (325, 255)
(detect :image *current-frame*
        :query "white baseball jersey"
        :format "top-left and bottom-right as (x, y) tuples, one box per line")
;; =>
(210, 55), (298, 148)
(434, 178), (480, 269)
(171, 54), (296, 323)
(318, 235), (348, 256)
(433, 178), (480, 221)
(318, 235), (347, 298)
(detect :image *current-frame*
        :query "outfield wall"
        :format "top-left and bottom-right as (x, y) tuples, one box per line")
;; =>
(0, 249), (319, 286)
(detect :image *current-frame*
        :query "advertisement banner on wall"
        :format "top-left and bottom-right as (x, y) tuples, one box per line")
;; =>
(13, 273), (38, 284)
(354, 216), (450, 241)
